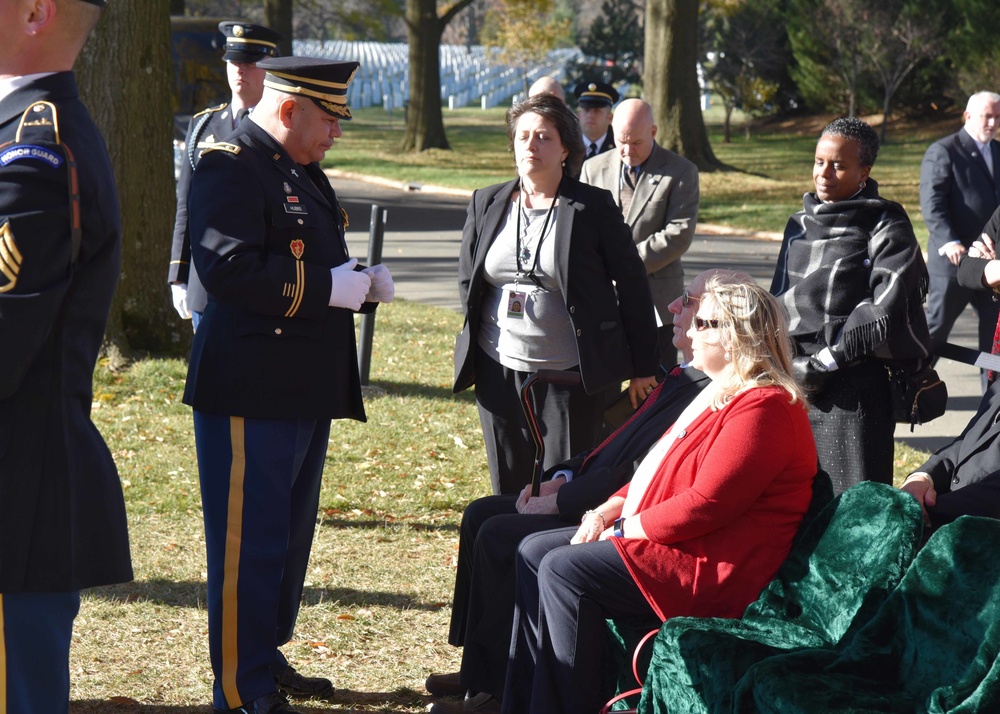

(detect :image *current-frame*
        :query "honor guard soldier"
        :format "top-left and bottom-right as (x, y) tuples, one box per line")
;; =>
(168, 21), (283, 331)
(184, 56), (395, 714)
(574, 81), (619, 159)
(0, 1), (132, 713)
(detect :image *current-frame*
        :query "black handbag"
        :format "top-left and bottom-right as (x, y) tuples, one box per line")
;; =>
(887, 365), (948, 431)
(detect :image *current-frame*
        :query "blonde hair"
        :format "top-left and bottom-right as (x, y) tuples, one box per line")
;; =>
(700, 275), (806, 409)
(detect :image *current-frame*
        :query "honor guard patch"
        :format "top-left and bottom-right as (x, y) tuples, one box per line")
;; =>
(0, 144), (63, 168)
(0, 222), (23, 293)
(199, 142), (241, 156)
(290, 239), (305, 259)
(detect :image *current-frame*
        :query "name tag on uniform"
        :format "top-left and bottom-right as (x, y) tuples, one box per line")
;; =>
(284, 203), (308, 215)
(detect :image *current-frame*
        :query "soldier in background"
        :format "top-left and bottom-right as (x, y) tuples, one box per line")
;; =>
(574, 81), (619, 159)
(168, 21), (282, 331)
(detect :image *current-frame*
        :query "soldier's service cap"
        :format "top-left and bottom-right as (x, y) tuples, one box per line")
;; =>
(574, 81), (619, 108)
(219, 21), (283, 64)
(258, 57), (360, 120)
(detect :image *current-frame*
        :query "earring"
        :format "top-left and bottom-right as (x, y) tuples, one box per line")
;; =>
(859, 180), (867, 189)
(724, 352), (731, 362)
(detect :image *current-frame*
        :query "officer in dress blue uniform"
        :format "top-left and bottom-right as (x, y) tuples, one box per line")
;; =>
(168, 21), (283, 331)
(184, 56), (395, 714)
(574, 81), (619, 159)
(0, 2), (132, 713)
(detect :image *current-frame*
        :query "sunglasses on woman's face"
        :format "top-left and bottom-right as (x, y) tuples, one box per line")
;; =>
(693, 316), (719, 331)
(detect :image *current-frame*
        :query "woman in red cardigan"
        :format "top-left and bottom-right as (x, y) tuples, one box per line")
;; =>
(498, 276), (818, 714)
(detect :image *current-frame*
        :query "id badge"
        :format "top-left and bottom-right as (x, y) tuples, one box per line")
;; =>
(506, 287), (527, 319)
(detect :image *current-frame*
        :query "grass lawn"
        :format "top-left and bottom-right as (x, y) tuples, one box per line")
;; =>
(70, 299), (930, 712)
(325, 106), (964, 248)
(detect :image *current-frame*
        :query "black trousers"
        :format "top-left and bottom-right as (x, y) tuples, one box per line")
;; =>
(929, 470), (1000, 529)
(927, 274), (1000, 390)
(448, 495), (569, 699)
(474, 348), (613, 495)
(502, 529), (659, 714)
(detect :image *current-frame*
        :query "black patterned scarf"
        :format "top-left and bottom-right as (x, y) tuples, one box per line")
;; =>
(770, 179), (931, 364)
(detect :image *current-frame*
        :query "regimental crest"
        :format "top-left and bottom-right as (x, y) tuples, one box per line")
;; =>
(0, 221), (23, 294)
(290, 239), (305, 260)
(340, 206), (349, 229)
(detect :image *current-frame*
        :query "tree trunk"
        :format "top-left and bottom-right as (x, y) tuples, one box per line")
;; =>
(77, 0), (185, 357)
(643, 0), (721, 171)
(402, 0), (450, 151)
(264, 0), (294, 58)
(723, 103), (733, 143)
(169, 0), (184, 14)
(401, 0), (476, 152)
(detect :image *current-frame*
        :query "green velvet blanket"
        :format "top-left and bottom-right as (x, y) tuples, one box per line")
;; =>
(734, 516), (1000, 713)
(638, 481), (924, 713)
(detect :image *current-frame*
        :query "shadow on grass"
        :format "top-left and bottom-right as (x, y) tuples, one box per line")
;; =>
(71, 689), (430, 712)
(86, 580), (447, 613)
(319, 517), (459, 534)
(366, 380), (475, 403)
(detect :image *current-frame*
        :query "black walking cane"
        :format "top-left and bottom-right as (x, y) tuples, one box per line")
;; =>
(519, 369), (583, 497)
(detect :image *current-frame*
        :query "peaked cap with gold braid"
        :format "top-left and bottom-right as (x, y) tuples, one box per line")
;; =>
(257, 56), (360, 120)
(218, 21), (283, 64)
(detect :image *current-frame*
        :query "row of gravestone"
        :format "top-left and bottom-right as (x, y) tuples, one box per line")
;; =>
(292, 40), (594, 110)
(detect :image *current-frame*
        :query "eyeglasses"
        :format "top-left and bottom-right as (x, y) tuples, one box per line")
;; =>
(693, 316), (720, 331)
(682, 290), (699, 307)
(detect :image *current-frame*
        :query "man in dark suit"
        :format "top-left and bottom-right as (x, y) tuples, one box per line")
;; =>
(0, 2), (132, 713)
(920, 91), (1000, 381)
(901, 378), (1000, 529)
(184, 57), (394, 714)
(574, 81), (618, 158)
(581, 98), (700, 366)
(427, 270), (749, 714)
(167, 21), (282, 331)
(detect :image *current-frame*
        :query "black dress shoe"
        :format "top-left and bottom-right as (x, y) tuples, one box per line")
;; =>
(213, 691), (303, 713)
(425, 670), (464, 697)
(272, 663), (335, 699)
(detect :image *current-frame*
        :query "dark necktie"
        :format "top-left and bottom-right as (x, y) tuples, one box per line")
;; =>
(620, 166), (637, 217)
(234, 108), (248, 129)
(587, 142), (598, 158)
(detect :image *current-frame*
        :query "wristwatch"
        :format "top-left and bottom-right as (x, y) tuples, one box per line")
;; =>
(613, 517), (626, 538)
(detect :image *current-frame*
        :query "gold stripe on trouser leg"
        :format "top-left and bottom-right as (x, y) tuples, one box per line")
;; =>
(221, 417), (247, 706)
(0, 593), (6, 714)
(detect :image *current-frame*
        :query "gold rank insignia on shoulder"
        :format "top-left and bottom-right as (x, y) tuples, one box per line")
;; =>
(290, 239), (305, 260)
(340, 206), (349, 229)
(193, 102), (228, 119)
(15, 101), (61, 146)
(199, 142), (241, 156)
(0, 221), (23, 294)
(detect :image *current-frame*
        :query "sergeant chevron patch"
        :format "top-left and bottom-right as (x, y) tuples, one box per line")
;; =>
(0, 221), (23, 293)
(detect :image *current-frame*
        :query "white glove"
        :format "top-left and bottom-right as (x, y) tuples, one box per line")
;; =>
(362, 264), (395, 303)
(171, 283), (192, 320)
(328, 258), (372, 311)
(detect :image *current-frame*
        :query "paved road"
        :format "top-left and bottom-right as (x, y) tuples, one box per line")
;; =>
(332, 175), (983, 454)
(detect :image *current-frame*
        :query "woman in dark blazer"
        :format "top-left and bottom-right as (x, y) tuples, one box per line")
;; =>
(454, 94), (659, 495)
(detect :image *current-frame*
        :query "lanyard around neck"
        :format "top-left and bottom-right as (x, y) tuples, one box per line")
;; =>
(515, 179), (559, 287)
